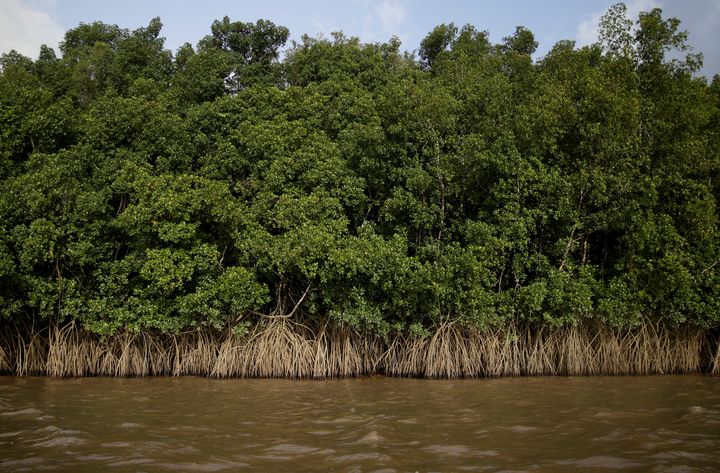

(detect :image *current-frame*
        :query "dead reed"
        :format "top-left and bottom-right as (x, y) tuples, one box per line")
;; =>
(712, 334), (720, 375)
(0, 319), (713, 378)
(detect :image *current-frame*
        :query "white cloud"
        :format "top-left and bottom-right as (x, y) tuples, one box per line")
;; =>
(576, 12), (602, 47)
(376, 0), (406, 33)
(576, 0), (660, 47)
(0, 0), (64, 58)
(311, 17), (341, 37)
(362, 0), (407, 41)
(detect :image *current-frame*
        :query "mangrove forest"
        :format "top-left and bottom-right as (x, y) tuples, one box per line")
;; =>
(1, 3), (719, 377)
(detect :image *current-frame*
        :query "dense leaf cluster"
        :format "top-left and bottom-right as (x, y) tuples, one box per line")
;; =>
(1, 4), (718, 336)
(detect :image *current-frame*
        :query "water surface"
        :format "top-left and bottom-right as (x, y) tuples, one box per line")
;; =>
(1, 375), (719, 472)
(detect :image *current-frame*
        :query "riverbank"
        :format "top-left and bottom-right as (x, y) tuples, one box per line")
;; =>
(1, 321), (718, 378)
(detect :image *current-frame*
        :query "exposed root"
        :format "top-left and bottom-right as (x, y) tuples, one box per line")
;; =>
(711, 333), (720, 375)
(0, 320), (713, 378)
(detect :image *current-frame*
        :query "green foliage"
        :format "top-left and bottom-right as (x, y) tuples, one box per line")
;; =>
(1, 4), (718, 336)
(197, 17), (288, 91)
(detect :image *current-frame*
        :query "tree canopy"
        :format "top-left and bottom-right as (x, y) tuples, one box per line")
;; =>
(1, 4), (718, 338)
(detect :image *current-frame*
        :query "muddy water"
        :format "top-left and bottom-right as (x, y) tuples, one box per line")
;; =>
(0, 376), (719, 472)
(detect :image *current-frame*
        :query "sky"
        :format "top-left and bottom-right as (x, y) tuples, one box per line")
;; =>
(1, 0), (718, 79)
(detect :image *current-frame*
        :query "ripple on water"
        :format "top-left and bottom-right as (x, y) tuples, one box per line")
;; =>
(0, 407), (43, 417)
(35, 425), (82, 435)
(651, 451), (714, 462)
(350, 430), (383, 445)
(652, 465), (709, 473)
(156, 461), (250, 471)
(119, 422), (143, 428)
(29, 425), (86, 448)
(306, 429), (335, 436)
(33, 435), (86, 447)
(0, 376), (719, 472)
(424, 444), (499, 458)
(505, 425), (539, 433)
(0, 429), (25, 438)
(555, 456), (645, 469)
(592, 428), (634, 442)
(106, 458), (154, 468)
(101, 441), (132, 448)
(264, 443), (321, 455)
(592, 410), (634, 419)
(0, 457), (46, 469)
(396, 418), (418, 424)
(332, 452), (392, 463)
(76, 454), (117, 462)
(312, 415), (366, 425)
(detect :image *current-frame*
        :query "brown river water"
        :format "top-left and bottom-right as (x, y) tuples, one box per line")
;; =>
(0, 376), (719, 472)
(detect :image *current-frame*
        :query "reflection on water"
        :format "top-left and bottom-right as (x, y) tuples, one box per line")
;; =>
(1, 375), (719, 472)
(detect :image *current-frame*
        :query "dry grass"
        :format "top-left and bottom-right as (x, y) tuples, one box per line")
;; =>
(380, 322), (706, 378)
(16, 327), (48, 376)
(172, 330), (218, 376)
(212, 318), (315, 378)
(312, 324), (382, 377)
(711, 333), (720, 375)
(0, 326), (12, 373)
(0, 320), (714, 378)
